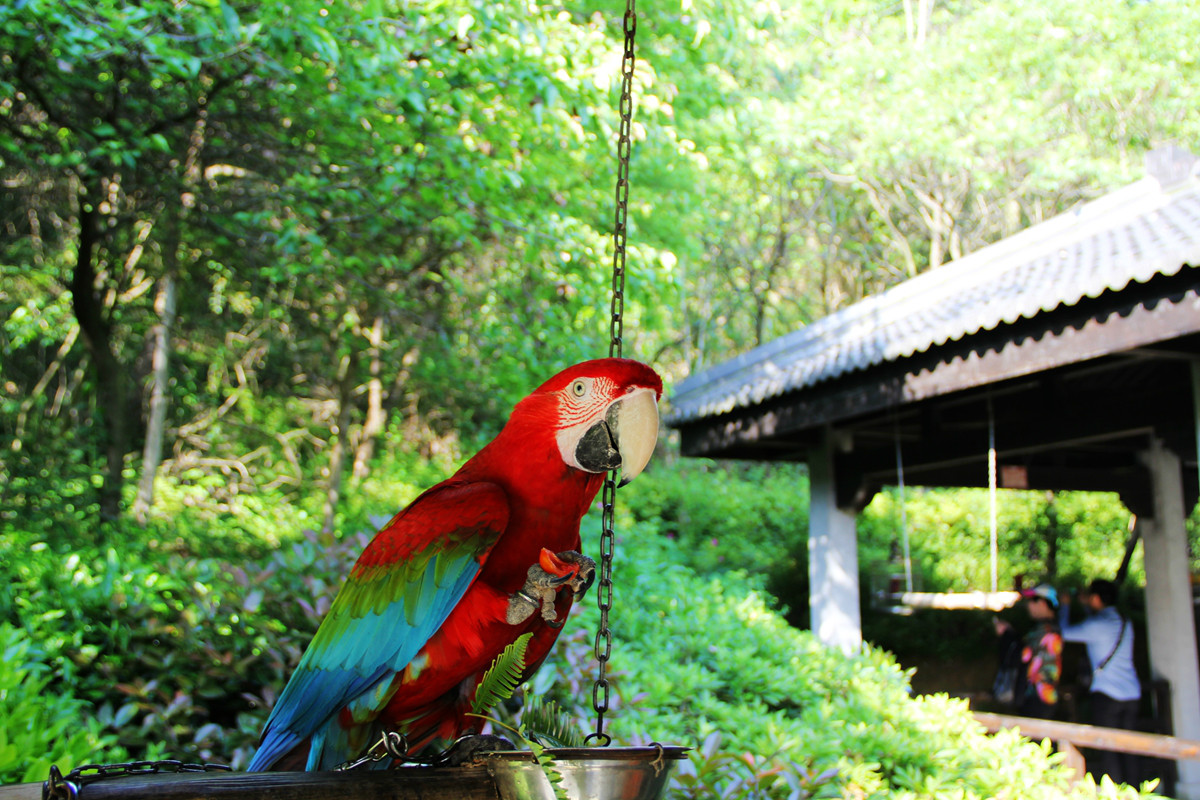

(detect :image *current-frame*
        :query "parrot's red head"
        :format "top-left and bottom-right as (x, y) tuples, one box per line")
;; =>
(537, 358), (662, 486)
(498, 358), (663, 487)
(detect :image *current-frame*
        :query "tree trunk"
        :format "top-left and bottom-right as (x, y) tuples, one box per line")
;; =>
(323, 354), (356, 534)
(133, 270), (177, 522)
(352, 316), (386, 481)
(1115, 515), (1141, 584)
(133, 105), (206, 522)
(70, 179), (135, 521)
(1044, 492), (1060, 580)
(916, 0), (933, 45)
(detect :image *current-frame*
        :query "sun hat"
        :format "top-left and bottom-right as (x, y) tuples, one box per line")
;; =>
(1020, 583), (1059, 608)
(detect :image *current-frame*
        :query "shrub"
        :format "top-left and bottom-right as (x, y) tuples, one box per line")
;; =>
(0, 623), (118, 784)
(0, 474), (1166, 799)
(529, 517), (1165, 800)
(859, 488), (1142, 592)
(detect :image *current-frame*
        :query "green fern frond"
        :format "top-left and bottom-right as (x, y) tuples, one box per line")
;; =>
(520, 699), (584, 748)
(528, 739), (571, 800)
(471, 632), (533, 714)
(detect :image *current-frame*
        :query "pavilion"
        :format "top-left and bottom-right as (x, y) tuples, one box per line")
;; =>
(666, 146), (1200, 797)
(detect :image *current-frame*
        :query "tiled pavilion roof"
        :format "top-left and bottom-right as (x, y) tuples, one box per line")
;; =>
(669, 152), (1200, 426)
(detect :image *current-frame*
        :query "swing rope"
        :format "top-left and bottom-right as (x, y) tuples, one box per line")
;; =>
(893, 424), (913, 594)
(987, 396), (999, 593)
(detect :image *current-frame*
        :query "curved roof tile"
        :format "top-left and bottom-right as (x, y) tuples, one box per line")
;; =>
(669, 171), (1200, 425)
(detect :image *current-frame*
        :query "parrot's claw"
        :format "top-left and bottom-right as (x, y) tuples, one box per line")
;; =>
(505, 550), (596, 624)
(434, 734), (516, 766)
(508, 565), (564, 624)
(555, 550), (596, 600)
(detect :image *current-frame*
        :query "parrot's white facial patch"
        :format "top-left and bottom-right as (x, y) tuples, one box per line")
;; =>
(556, 377), (615, 429)
(555, 379), (659, 481)
(555, 376), (619, 470)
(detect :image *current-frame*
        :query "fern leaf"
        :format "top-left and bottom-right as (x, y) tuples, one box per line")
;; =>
(529, 739), (571, 800)
(520, 699), (584, 748)
(471, 632), (533, 714)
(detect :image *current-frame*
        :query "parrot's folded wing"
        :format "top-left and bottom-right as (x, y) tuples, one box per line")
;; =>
(249, 480), (509, 770)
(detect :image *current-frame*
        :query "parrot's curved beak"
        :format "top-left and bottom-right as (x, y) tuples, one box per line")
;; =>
(609, 388), (658, 486)
(574, 388), (659, 482)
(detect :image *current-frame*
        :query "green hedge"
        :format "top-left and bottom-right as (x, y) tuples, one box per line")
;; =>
(0, 462), (1167, 798)
(538, 521), (1163, 799)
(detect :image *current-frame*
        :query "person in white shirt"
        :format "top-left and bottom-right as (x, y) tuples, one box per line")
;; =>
(1060, 578), (1141, 786)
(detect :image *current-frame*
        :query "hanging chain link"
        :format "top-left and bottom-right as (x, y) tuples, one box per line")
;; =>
(334, 730), (412, 771)
(589, 0), (637, 748)
(607, 0), (635, 362)
(44, 760), (230, 799)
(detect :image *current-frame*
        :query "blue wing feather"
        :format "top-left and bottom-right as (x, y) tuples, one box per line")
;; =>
(248, 482), (509, 770)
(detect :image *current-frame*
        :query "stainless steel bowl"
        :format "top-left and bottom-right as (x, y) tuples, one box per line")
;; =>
(482, 745), (688, 800)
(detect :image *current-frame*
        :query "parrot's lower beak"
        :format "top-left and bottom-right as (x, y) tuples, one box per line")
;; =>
(573, 388), (659, 482)
(608, 388), (659, 486)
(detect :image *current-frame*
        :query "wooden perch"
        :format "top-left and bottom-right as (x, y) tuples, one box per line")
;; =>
(0, 765), (499, 800)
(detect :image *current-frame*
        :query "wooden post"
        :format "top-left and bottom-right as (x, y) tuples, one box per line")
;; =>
(1140, 440), (1200, 799)
(808, 426), (862, 653)
(1057, 741), (1087, 783)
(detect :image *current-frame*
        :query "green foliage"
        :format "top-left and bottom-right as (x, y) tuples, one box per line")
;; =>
(621, 460), (809, 578)
(0, 521), (377, 771)
(0, 466), (1166, 797)
(472, 632), (534, 715)
(0, 0), (1193, 794)
(7, 0), (1196, 536)
(0, 624), (119, 784)
(863, 607), (998, 664)
(519, 699), (583, 749)
(525, 518), (1164, 800)
(859, 488), (1141, 592)
(527, 737), (571, 800)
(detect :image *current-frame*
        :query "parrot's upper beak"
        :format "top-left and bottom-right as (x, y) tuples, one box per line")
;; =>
(573, 388), (659, 483)
(609, 388), (658, 486)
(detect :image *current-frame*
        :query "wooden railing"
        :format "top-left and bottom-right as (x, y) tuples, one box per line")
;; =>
(974, 711), (1200, 783)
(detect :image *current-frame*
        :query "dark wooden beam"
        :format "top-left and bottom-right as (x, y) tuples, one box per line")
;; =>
(902, 292), (1200, 403)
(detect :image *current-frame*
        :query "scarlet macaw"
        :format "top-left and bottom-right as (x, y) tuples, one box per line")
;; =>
(248, 358), (662, 770)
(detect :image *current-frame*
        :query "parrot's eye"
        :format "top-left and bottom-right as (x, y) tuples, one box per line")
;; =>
(570, 379), (588, 398)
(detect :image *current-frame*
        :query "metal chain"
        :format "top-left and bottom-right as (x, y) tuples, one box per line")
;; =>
(589, 0), (637, 748)
(334, 730), (411, 770)
(44, 760), (230, 799)
(607, 0), (636, 362)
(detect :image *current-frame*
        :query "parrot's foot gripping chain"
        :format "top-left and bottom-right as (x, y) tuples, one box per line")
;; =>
(506, 550), (595, 626)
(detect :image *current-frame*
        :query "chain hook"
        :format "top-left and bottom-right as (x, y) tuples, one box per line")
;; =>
(43, 765), (78, 800)
(335, 730), (411, 770)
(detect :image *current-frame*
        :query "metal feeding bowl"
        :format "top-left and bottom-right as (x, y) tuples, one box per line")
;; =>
(481, 745), (688, 800)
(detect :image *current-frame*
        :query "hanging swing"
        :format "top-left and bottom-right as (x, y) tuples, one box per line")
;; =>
(32, 2), (685, 799)
(888, 396), (1006, 610)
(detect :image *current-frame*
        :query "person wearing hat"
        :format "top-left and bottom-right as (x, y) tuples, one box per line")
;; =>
(1060, 578), (1141, 785)
(1016, 583), (1064, 719)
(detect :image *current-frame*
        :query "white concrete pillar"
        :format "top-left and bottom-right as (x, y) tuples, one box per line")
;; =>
(1139, 440), (1200, 799)
(808, 427), (862, 653)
